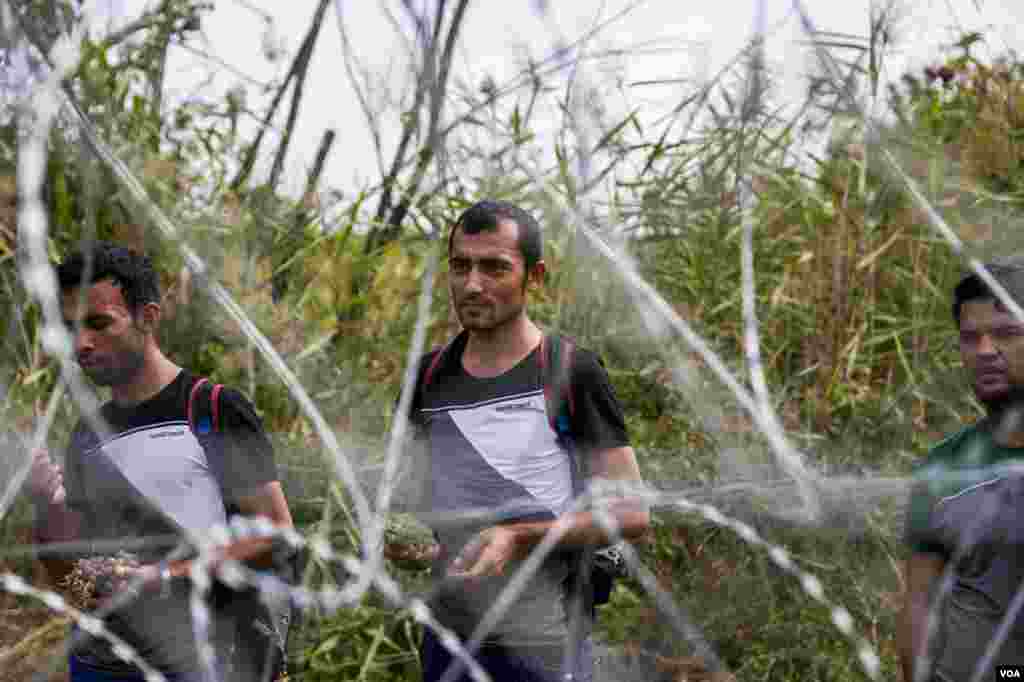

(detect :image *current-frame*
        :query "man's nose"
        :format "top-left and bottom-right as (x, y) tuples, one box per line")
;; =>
(74, 328), (94, 354)
(977, 333), (998, 356)
(463, 267), (484, 293)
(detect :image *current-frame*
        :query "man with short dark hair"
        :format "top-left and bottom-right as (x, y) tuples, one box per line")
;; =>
(28, 241), (294, 681)
(900, 257), (1024, 681)
(404, 200), (649, 682)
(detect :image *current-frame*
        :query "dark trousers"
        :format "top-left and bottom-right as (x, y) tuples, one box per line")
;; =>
(69, 655), (214, 682)
(214, 586), (290, 682)
(421, 627), (593, 682)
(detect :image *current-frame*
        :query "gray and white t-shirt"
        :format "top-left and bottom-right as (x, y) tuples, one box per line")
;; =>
(414, 337), (629, 647)
(64, 370), (278, 675)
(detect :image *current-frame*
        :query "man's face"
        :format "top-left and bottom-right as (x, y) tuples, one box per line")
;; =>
(448, 219), (542, 332)
(959, 298), (1024, 405)
(60, 278), (147, 387)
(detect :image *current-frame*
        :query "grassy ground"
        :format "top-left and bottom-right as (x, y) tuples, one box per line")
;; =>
(0, 596), (69, 682)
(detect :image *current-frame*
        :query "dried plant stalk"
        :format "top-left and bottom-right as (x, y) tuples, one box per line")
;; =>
(60, 553), (141, 611)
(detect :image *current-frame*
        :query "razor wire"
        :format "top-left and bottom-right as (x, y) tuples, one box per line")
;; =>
(4, 1), (1020, 681)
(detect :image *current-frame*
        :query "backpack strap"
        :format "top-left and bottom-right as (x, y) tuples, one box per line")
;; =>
(414, 331), (468, 423)
(188, 377), (293, 678)
(187, 377), (209, 430)
(187, 377), (223, 436)
(211, 384), (223, 432)
(540, 334), (577, 443)
(541, 335), (610, 617)
(541, 333), (586, 501)
(187, 376), (233, 516)
(421, 344), (448, 391)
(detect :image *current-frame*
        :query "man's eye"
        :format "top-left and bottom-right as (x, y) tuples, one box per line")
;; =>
(480, 262), (509, 276)
(450, 260), (470, 274)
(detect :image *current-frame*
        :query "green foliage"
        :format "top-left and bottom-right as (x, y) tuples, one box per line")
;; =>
(596, 515), (902, 681)
(9, 5), (1024, 678)
(292, 602), (420, 681)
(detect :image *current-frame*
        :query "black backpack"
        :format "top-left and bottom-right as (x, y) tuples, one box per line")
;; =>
(412, 332), (624, 608)
(187, 377), (293, 681)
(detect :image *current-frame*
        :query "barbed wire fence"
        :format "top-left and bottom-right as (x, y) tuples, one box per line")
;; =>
(2, 1), (1023, 681)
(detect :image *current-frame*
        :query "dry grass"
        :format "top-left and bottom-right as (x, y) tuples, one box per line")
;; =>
(0, 591), (69, 681)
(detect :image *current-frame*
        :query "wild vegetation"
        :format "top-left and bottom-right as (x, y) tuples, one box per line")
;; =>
(0, 1), (1022, 680)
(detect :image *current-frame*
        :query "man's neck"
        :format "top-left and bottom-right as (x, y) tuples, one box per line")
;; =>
(463, 315), (542, 378)
(110, 348), (181, 406)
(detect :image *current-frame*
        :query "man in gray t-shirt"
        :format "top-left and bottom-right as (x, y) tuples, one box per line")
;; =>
(29, 242), (294, 681)
(901, 258), (1024, 681)
(403, 200), (649, 682)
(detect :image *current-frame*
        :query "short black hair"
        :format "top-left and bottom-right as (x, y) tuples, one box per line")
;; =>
(56, 241), (161, 314)
(953, 256), (1024, 325)
(448, 200), (543, 271)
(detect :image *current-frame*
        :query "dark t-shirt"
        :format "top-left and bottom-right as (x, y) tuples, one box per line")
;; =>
(416, 336), (629, 646)
(63, 370), (278, 674)
(905, 422), (1024, 679)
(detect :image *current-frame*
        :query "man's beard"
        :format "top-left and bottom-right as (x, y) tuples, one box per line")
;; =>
(82, 346), (145, 387)
(456, 300), (523, 331)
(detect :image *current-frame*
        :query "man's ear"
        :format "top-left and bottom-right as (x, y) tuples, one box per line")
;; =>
(137, 301), (162, 333)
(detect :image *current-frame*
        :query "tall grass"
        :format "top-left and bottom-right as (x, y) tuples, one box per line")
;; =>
(3, 4), (1024, 678)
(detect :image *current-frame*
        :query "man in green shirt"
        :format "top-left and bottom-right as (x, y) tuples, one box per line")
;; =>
(900, 257), (1024, 681)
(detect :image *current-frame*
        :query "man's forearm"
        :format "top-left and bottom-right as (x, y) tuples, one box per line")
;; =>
(164, 526), (293, 581)
(505, 504), (650, 557)
(899, 599), (931, 682)
(897, 601), (917, 681)
(33, 500), (81, 543)
(899, 554), (945, 681)
(211, 535), (278, 571)
(33, 501), (82, 587)
(449, 483), (649, 577)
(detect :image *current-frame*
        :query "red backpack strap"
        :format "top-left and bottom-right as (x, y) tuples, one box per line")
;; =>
(211, 384), (224, 432)
(410, 333), (462, 430)
(421, 345), (447, 389)
(188, 377), (224, 434)
(561, 337), (576, 419)
(188, 377), (210, 430)
(420, 331), (467, 393)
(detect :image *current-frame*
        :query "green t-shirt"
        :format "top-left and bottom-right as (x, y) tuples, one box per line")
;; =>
(905, 421), (1024, 555)
(904, 421), (1024, 680)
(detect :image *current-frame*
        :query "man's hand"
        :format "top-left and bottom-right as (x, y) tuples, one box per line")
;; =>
(29, 449), (81, 588)
(442, 447), (649, 581)
(448, 526), (524, 579)
(63, 554), (143, 610)
(28, 449), (65, 506)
